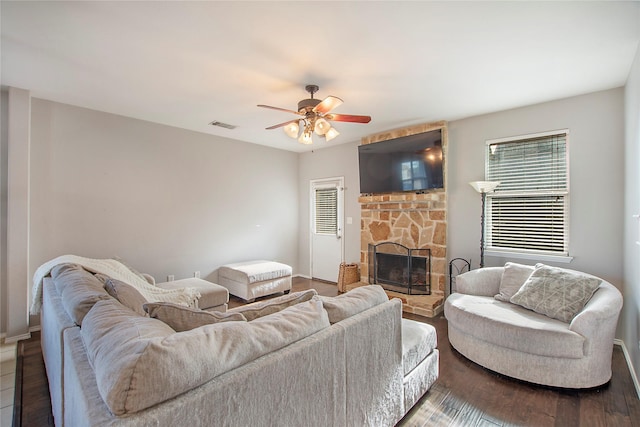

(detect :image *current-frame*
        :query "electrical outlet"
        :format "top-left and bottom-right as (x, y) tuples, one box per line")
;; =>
(167, 275), (175, 282)
(194, 271), (200, 279)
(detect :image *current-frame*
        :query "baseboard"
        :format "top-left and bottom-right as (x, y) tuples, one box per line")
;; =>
(615, 339), (640, 399)
(3, 331), (31, 344)
(1, 324), (41, 344)
(294, 274), (311, 279)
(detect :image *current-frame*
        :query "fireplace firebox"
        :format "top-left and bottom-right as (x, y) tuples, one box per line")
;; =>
(368, 242), (431, 295)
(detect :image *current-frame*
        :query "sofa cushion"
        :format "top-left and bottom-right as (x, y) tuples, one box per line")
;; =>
(319, 285), (389, 324)
(510, 265), (601, 323)
(445, 294), (585, 359)
(62, 285), (112, 326)
(81, 297), (330, 415)
(95, 275), (148, 316)
(144, 302), (246, 331)
(227, 289), (317, 321)
(51, 263), (91, 294)
(494, 262), (534, 302)
(455, 267), (503, 296)
(52, 266), (111, 325)
(401, 319), (437, 376)
(50, 263), (83, 284)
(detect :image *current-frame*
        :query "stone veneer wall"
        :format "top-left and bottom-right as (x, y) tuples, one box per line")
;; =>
(359, 121), (448, 298)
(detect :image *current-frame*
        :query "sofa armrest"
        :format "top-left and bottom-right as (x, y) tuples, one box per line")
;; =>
(454, 267), (503, 297)
(569, 282), (623, 341)
(338, 298), (404, 426)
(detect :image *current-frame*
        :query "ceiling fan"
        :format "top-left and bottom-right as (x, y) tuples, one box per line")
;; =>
(258, 84), (371, 145)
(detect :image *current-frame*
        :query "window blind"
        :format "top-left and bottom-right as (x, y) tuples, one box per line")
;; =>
(315, 188), (338, 235)
(486, 133), (568, 255)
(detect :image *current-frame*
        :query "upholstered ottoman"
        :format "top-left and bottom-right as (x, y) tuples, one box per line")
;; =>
(156, 278), (229, 312)
(218, 260), (292, 303)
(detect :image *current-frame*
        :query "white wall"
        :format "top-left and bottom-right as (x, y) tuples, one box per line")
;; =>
(623, 43), (640, 391)
(448, 88), (625, 286)
(17, 99), (299, 327)
(297, 141), (362, 277)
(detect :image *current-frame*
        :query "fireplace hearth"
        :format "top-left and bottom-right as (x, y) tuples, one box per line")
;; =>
(368, 242), (430, 295)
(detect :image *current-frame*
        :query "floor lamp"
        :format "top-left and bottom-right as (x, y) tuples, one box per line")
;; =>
(469, 181), (500, 268)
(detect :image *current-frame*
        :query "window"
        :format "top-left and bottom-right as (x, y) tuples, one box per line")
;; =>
(314, 187), (338, 235)
(485, 130), (569, 258)
(401, 160), (427, 191)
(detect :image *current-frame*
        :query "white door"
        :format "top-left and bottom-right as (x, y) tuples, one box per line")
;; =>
(311, 177), (344, 282)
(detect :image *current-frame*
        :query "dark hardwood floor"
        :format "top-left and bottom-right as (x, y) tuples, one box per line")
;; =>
(13, 277), (640, 426)
(398, 311), (640, 427)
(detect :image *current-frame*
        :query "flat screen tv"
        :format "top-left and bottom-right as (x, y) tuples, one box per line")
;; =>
(358, 129), (444, 194)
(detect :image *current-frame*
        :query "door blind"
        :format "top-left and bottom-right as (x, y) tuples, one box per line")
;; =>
(486, 132), (568, 255)
(315, 188), (338, 235)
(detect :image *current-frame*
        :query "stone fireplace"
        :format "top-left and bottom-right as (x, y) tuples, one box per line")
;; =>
(357, 121), (447, 317)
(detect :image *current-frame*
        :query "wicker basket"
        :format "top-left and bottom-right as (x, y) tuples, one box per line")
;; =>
(337, 262), (360, 292)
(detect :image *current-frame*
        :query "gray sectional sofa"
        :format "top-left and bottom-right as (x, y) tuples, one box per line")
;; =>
(40, 263), (439, 426)
(445, 263), (623, 388)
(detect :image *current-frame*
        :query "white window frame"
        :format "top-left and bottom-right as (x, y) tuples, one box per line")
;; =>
(484, 129), (573, 264)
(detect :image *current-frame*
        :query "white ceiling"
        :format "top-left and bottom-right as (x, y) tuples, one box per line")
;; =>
(2, 1), (639, 153)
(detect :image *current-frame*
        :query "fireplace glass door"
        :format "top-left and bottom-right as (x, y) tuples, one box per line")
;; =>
(369, 242), (430, 295)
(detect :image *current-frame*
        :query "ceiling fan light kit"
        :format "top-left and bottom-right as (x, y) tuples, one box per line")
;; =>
(324, 127), (340, 142)
(298, 131), (313, 145)
(284, 122), (299, 138)
(258, 84), (371, 145)
(314, 118), (330, 135)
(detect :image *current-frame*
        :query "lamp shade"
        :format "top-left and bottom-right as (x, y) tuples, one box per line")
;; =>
(314, 118), (331, 135)
(469, 181), (500, 194)
(298, 131), (313, 145)
(284, 122), (299, 139)
(324, 127), (340, 142)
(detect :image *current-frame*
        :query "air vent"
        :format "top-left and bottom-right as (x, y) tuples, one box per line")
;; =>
(208, 121), (237, 130)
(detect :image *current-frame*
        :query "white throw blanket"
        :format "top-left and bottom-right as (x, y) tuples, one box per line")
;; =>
(31, 255), (201, 315)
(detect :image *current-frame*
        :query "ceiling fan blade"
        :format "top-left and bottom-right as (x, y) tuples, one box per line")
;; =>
(326, 113), (372, 124)
(257, 104), (303, 116)
(313, 96), (343, 114)
(265, 119), (300, 130)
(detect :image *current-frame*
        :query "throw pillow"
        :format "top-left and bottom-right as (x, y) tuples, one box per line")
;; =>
(494, 262), (535, 302)
(144, 302), (247, 332)
(52, 266), (111, 325)
(60, 277), (111, 326)
(319, 285), (389, 324)
(95, 274), (148, 317)
(227, 289), (318, 321)
(51, 263), (96, 295)
(50, 263), (83, 281)
(510, 264), (601, 323)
